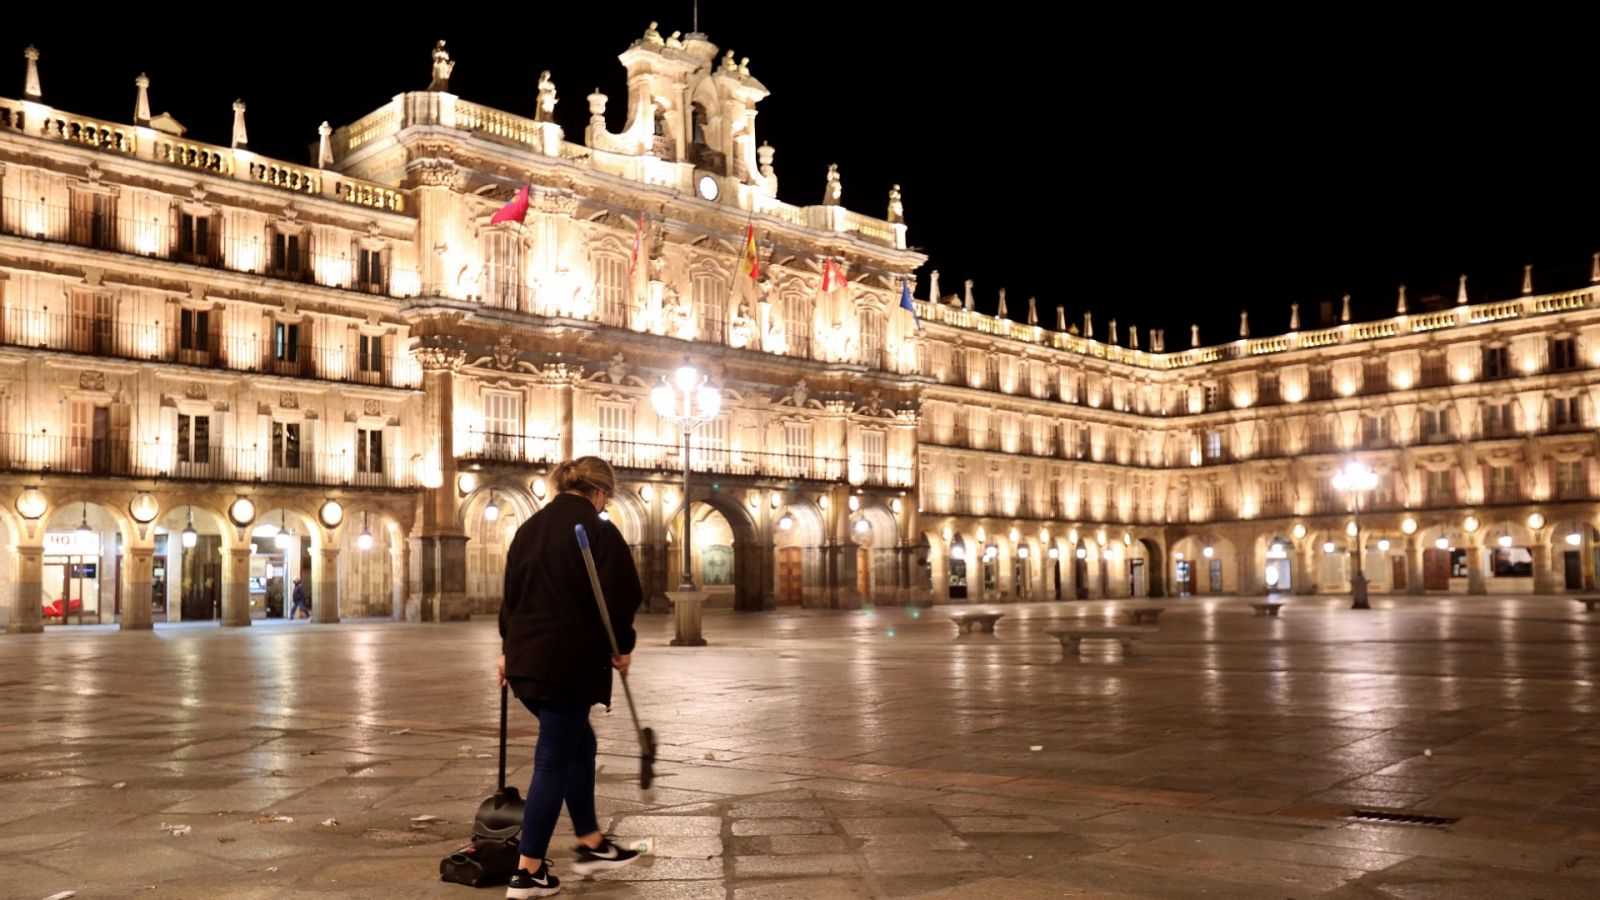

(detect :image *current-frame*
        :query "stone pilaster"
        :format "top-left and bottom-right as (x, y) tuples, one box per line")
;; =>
(8, 545), (44, 634)
(314, 547), (341, 623)
(221, 547), (252, 626)
(119, 545), (154, 630)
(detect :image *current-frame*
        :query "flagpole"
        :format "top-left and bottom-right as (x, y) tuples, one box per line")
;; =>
(720, 208), (759, 342)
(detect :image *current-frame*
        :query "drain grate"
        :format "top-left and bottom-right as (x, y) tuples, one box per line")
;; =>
(1347, 808), (1458, 827)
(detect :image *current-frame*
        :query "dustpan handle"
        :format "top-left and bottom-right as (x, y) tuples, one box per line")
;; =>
(498, 682), (508, 790)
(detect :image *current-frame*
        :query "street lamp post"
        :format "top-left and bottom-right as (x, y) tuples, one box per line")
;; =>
(652, 361), (721, 644)
(1333, 461), (1380, 610)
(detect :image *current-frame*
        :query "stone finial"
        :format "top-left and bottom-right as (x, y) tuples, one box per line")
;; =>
(586, 88), (607, 121)
(1289, 302), (1300, 330)
(1521, 263), (1533, 295)
(758, 142), (775, 180)
(1027, 296), (1038, 326)
(23, 46), (41, 100)
(231, 100), (248, 150)
(1055, 305), (1066, 330)
(1239, 310), (1249, 338)
(1084, 311), (1094, 340)
(1341, 293), (1352, 323)
(1130, 326), (1140, 350)
(1109, 318), (1119, 344)
(997, 288), (1008, 318)
(1397, 284), (1407, 314)
(1190, 324), (1200, 348)
(963, 279), (974, 311)
(1592, 253), (1600, 284)
(823, 163), (842, 206)
(134, 73), (151, 125)
(928, 270), (940, 306)
(428, 40), (454, 92)
(535, 70), (558, 123)
(887, 184), (903, 224)
(317, 121), (333, 168)
(1152, 329), (1165, 353)
(1457, 274), (1468, 305)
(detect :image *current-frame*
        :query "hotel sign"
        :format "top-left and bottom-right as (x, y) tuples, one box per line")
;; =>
(43, 531), (102, 557)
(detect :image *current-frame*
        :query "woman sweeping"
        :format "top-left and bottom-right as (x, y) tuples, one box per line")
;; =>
(498, 456), (643, 897)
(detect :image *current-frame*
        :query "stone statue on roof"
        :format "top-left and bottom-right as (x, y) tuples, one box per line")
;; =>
(535, 70), (558, 122)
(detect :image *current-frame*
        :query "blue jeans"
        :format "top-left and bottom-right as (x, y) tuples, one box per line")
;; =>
(517, 699), (599, 859)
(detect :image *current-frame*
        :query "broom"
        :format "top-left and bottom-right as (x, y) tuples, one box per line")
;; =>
(574, 523), (656, 789)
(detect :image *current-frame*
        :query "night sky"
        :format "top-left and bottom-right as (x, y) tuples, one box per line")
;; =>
(9, 8), (1598, 345)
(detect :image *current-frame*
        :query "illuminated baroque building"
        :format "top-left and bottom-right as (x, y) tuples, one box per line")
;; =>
(2, 29), (1597, 632)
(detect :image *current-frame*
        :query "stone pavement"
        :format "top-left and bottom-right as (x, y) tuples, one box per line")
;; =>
(2, 595), (1600, 899)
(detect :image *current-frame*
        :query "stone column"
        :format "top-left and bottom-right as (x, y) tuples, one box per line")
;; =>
(1467, 543), (1487, 595)
(221, 547), (252, 626)
(1407, 540), (1425, 594)
(1532, 543), (1555, 594)
(8, 545), (44, 634)
(119, 545), (154, 630)
(556, 373), (576, 461)
(409, 342), (470, 621)
(1235, 545), (1255, 596)
(314, 547), (340, 623)
(1295, 545), (1316, 595)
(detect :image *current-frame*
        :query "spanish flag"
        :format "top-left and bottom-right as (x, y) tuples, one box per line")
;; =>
(739, 223), (760, 281)
(489, 185), (529, 225)
(822, 258), (847, 293)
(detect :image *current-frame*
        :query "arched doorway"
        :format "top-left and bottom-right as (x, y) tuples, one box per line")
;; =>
(1260, 534), (1293, 594)
(340, 508), (406, 617)
(1170, 534), (1236, 595)
(41, 500), (128, 625)
(1551, 519), (1597, 591)
(849, 503), (898, 606)
(947, 534), (970, 600)
(464, 485), (536, 614)
(1138, 537), (1166, 597)
(774, 503), (823, 606)
(154, 503), (227, 622)
(668, 499), (759, 609)
(252, 507), (318, 619)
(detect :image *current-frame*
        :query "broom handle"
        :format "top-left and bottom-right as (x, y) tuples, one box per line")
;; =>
(498, 682), (508, 791)
(575, 525), (644, 735)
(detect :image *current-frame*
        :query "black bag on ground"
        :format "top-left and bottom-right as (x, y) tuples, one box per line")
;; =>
(440, 685), (527, 887)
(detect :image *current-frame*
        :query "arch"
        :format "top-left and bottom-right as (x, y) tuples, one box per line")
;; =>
(153, 502), (230, 623)
(1549, 518), (1598, 592)
(848, 501), (898, 606)
(40, 498), (133, 626)
(666, 494), (761, 611)
(1137, 536), (1166, 597)
(339, 505), (408, 618)
(1169, 533), (1238, 595)
(251, 505), (322, 618)
(463, 483), (535, 614)
(1255, 531), (1296, 595)
(603, 489), (648, 546)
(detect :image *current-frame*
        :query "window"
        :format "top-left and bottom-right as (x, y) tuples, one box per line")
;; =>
(1487, 465), (1518, 503)
(1263, 480), (1286, 513)
(1551, 337), (1578, 371)
(179, 308), (209, 352)
(271, 421), (301, 470)
(1557, 460), (1586, 496)
(954, 471), (969, 510)
(1421, 352), (1447, 387)
(70, 190), (115, 250)
(1203, 384), (1220, 412)
(1308, 368), (1332, 400)
(271, 231), (307, 279)
(987, 474), (1001, 513)
(597, 401), (630, 461)
(1426, 468), (1453, 503)
(1551, 395), (1581, 430)
(177, 212), (214, 264)
(1483, 345), (1508, 379)
(1363, 414), (1390, 447)
(985, 354), (1001, 389)
(1450, 548), (1469, 578)
(861, 430), (886, 484)
(357, 427), (383, 474)
(273, 322), (300, 364)
(858, 309), (883, 367)
(783, 423), (812, 477)
(1482, 401), (1513, 437)
(1311, 417), (1336, 451)
(1423, 408), (1451, 443)
(1208, 482), (1225, 515)
(1258, 377), (1279, 405)
(356, 247), (385, 293)
(484, 231), (522, 309)
(1204, 430), (1223, 461)
(784, 293), (811, 356)
(483, 391), (521, 458)
(694, 417), (729, 470)
(359, 334), (383, 374)
(595, 255), (627, 325)
(1363, 360), (1387, 393)
(177, 413), (210, 464)
(693, 271), (726, 343)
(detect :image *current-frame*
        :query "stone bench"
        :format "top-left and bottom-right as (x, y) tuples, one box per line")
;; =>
(1044, 626), (1151, 658)
(1576, 597), (1600, 612)
(1123, 606), (1165, 626)
(950, 612), (1004, 634)
(1250, 602), (1285, 617)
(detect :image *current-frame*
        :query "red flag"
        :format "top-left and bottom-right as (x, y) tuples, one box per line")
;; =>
(740, 223), (761, 281)
(822, 258), (848, 293)
(490, 185), (530, 225)
(627, 212), (646, 277)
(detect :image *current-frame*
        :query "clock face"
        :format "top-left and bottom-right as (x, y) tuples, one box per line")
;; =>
(697, 174), (720, 201)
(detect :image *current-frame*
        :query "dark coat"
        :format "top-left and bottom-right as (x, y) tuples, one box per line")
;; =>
(499, 493), (642, 707)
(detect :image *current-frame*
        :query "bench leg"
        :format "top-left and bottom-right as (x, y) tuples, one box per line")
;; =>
(982, 621), (997, 633)
(1121, 638), (1137, 656)
(1067, 638), (1082, 658)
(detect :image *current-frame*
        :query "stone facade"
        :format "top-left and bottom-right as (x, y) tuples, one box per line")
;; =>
(2, 32), (1596, 632)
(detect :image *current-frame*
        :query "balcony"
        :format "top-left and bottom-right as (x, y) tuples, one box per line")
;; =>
(0, 198), (418, 299)
(560, 438), (852, 484)
(0, 308), (410, 389)
(457, 431), (560, 466)
(0, 432), (416, 488)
